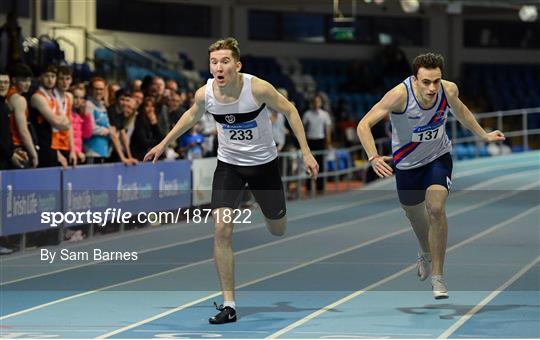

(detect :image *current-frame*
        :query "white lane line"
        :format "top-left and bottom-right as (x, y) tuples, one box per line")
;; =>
(360, 159), (540, 191)
(96, 182), (538, 339)
(438, 255), (540, 339)
(0, 194), (395, 285)
(0, 174), (535, 328)
(96, 228), (412, 339)
(0, 208), (399, 322)
(266, 203), (539, 339)
(466, 169), (539, 190)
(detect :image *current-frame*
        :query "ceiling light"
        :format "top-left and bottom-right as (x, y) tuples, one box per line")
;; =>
(400, 0), (420, 13)
(519, 5), (538, 22)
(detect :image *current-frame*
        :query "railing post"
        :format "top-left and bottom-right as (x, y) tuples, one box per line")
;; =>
(334, 161), (339, 193)
(281, 155), (288, 199)
(19, 233), (27, 252)
(346, 150), (352, 191)
(522, 110), (528, 150)
(322, 152), (327, 194)
(88, 223), (95, 238)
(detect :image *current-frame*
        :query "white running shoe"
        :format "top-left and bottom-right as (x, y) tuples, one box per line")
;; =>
(431, 275), (449, 299)
(417, 252), (431, 281)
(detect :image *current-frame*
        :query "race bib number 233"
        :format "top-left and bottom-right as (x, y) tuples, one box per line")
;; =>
(223, 121), (259, 141)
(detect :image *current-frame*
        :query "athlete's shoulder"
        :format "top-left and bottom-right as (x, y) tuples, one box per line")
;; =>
(392, 82), (408, 98)
(250, 76), (273, 95)
(383, 82), (408, 111)
(194, 84), (207, 104)
(441, 79), (458, 97)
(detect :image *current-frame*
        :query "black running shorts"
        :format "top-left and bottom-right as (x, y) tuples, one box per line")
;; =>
(211, 158), (286, 220)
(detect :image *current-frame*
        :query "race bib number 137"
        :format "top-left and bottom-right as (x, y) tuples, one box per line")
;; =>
(411, 122), (445, 142)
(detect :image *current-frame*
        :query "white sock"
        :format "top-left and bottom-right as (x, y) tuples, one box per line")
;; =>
(432, 274), (443, 280)
(223, 301), (236, 310)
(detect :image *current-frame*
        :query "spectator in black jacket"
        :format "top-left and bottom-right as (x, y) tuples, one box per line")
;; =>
(0, 70), (26, 170)
(0, 70), (19, 255)
(131, 96), (163, 161)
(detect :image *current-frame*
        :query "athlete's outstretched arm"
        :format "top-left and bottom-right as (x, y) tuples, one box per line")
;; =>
(443, 80), (505, 142)
(251, 77), (319, 177)
(357, 84), (405, 178)
(144, 85), (206, 163)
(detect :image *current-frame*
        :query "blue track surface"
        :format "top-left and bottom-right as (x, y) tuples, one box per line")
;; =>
(1, 151), (539, 339)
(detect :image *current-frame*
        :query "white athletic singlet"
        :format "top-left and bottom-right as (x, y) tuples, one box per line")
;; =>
(205, 73), (277, 166)
(390, 76), (452, 170)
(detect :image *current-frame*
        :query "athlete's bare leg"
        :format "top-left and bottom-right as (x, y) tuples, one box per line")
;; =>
(213, 208), (235, 301)
(265, 216), (287, 236)
(425, 185), (449, 276)
(401, 202), (430, 253)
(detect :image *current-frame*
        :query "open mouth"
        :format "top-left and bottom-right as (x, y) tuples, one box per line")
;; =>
(216, 76), (224, 81)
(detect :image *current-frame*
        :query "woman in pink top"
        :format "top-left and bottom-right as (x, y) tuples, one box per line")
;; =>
(70, 87), (92, 163)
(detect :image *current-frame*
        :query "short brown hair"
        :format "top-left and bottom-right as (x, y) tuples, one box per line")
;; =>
(57, 65), (72, 77)
(208, 37), (240, 61)
(42, 64), (58, 75)
(412, 53), (444, 77)
(9, 63), (33, 78)
(89, 76), (106, 88)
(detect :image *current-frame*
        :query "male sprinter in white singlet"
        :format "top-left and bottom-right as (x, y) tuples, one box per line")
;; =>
(145, 38), (319, 324)
(357, 53), (505, 299)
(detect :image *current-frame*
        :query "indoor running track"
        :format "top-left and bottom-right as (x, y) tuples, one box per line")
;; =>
(1, 151), (539, 339)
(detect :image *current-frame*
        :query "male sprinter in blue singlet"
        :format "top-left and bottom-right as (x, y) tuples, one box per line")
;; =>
(145, 38), (319, 323)
(357, 53), (505, 299)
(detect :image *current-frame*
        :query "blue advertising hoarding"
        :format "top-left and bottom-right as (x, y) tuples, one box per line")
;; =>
(0, 160), (192, 234)
(62, 163), (119, 217)
(0, 168), (62, 236)
(153, 160), (192, 211)
(62, 160), (191, 226)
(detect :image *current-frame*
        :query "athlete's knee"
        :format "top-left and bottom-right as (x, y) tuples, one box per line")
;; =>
(401, 202), (425, 219)
(214, 212), (234, 244)
(266, 216), (287, 236)
(214, 225), (233, 246)
(426, 201), (445, 218)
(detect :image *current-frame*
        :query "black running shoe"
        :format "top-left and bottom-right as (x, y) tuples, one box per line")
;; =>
(209, 302), (237, 324)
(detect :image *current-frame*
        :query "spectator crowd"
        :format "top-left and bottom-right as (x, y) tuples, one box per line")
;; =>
(0, 64), (223, 172)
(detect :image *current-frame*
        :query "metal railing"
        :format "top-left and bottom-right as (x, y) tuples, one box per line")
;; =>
(54, 36), (78, 62)
(278, 106), (540, 199)
(86, 31), (173, 71)
(448, 107), (540, 151)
